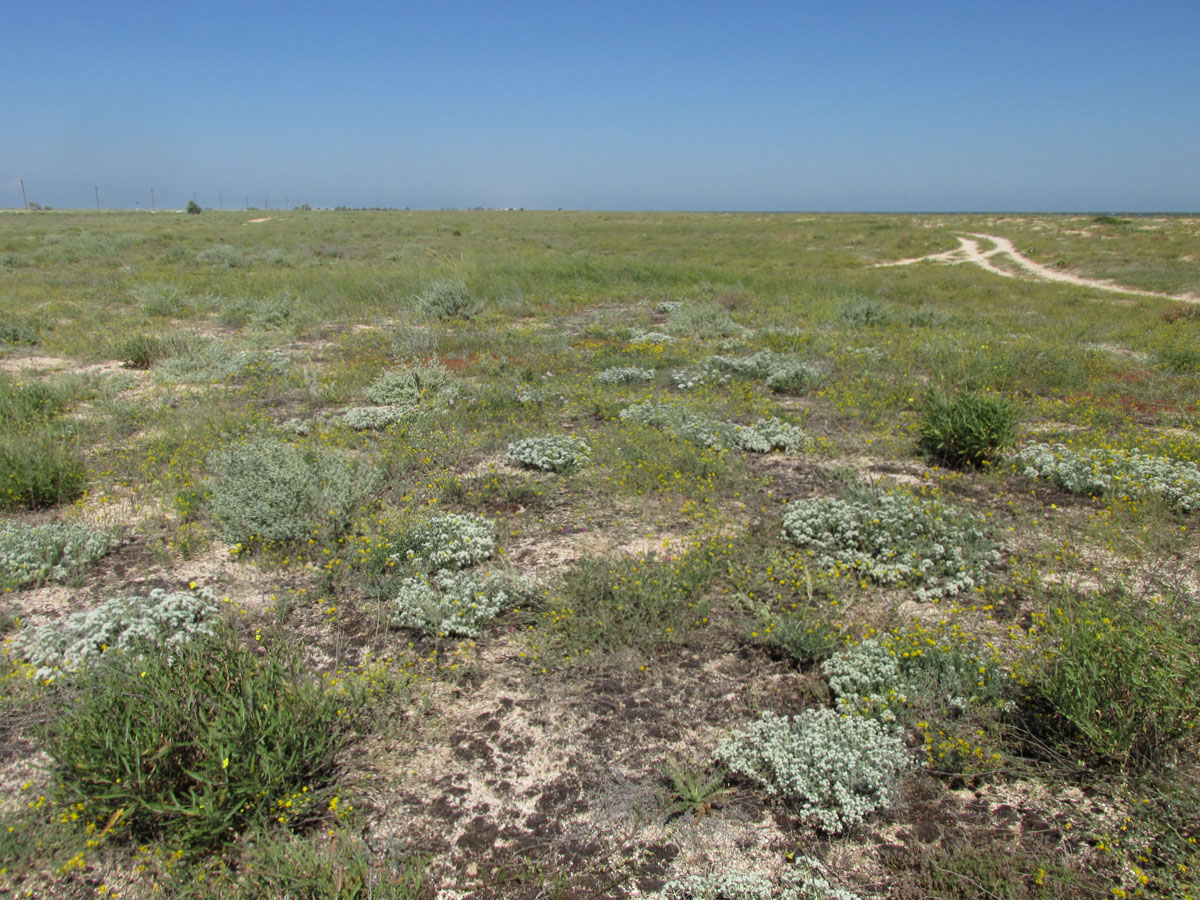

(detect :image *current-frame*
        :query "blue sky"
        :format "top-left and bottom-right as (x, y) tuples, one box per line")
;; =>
(3, 0), (1198, 211)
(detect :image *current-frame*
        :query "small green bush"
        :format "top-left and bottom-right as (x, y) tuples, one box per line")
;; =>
(839, 296), (892, 326)
(0, 521), (116, 590)
(0, 315), (39, 345)
(39, 628), (360, 850)
(206, 439), (376, 546)
(714, 709), (910, 834)
(0, 375), (70, 429)
(417, 279), (479, 320)
(186, 199), (202, 214)
(917, 390), (1017, 469)
(132, 282), (190, 316)
(665, 300), (748, 339)
(365, 361), (456, 407)
(1022, 588), (1200, 767)
(0, 433), (87, 510)
(117, 333), (168, 369)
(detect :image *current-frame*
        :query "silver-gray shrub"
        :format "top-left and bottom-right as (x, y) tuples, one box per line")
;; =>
(506, 435), (591, 473)
(156, 343), (292, 383)
(390, 512), (497, 573)
(596, 366), (656, 385)
(417, 279), (479, 320)
(390, 568), (529, 638)
(708, 350), (822, 394)
(341, 405), (415, 430)
(714, 709), (909, 834)
(206, 438), (377, 544)
(619, 401), (732, 450)
(13, 587), (220, 681)
(671, 363), (730, 391)
(365, 361), (457, 408)
(647, 861), (861, 900)
(731, 417), (810, 454)
(0, 522), (116, 590)
(825, 637), (1007, 722)
(1014, 441), (1200, 512)
(665, 301), (749, 339)
(781, 489), (997, 600)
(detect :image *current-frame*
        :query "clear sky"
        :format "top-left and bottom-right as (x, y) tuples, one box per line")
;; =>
(3, 0), (1198, 211)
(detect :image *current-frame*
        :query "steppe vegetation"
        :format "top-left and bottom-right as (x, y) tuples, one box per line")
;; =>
(0, 209), (1198, 898)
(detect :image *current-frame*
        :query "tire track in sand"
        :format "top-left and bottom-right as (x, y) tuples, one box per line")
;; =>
(877, 233), (1199, 304)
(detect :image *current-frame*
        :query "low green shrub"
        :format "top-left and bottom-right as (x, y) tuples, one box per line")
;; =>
(1021, 588), (1200, 767)
(506, 434), (591, 473)
(38, 628), (360, 851)
(117, 333), (169, 369)
(13, 587), (219, 680)
(1014, 442), (1200, 512)
(206, 439), (376, 546)
(0, 433), (87, 510)
(537, 545), (725, 660)
(0, 521), (116, 590)
(365, 361), (457, 407)
(417, 279), (478, 320)
(839, 296), (893, 326)
(0, 375), (70, 429)
(714, 709), (910, 834)
(781, 488), (997, 600)
(665, 300), (749, 339)
(917, 390), (1017, 469)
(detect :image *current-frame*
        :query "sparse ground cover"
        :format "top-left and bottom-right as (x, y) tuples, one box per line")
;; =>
(0, 209), (1198, 898)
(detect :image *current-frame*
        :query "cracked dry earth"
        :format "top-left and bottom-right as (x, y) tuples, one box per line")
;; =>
(355, 633), (808, 899)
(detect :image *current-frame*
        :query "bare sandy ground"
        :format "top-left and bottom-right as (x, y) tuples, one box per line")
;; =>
(878, 232), (1199, 303)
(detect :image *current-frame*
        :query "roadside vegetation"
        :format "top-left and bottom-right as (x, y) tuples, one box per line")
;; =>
(0, 209), (1197, 898)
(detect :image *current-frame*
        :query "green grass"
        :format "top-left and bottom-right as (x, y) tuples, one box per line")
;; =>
(1, 209), (1199, 898)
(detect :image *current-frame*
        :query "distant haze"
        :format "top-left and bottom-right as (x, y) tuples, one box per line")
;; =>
(3, 0), (1198, 212)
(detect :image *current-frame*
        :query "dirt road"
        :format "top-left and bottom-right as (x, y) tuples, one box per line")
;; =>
(877, 232), (1198, 303)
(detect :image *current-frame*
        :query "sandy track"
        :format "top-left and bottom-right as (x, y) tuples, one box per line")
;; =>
(878, 232), (1198, 303)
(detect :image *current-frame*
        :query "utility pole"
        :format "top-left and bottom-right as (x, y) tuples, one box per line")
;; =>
(244, 196), (249, 210)
(19, 178), (28, 209)
(192, 191), (197, 205)
(94, 185), (100, 211)
(150, 188), (156, 211)
(265, 196), (270, 210)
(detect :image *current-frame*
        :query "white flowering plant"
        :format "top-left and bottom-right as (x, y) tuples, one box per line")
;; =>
(341, 405), (415, 430)
(596, 366), (656, 385)
(731, 417), (810, 454)
(713, 709), (909, 834)
(1014, 441), (1200, 512)
(506, 434), (591, 473)
(781, 488), (997, 600)
(0, 521), (117, 590)
(647, 860), (861, 900)
(12, 587), (220, 680)
(388, 512), (497, 573)
(390, 568), (531, 638)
